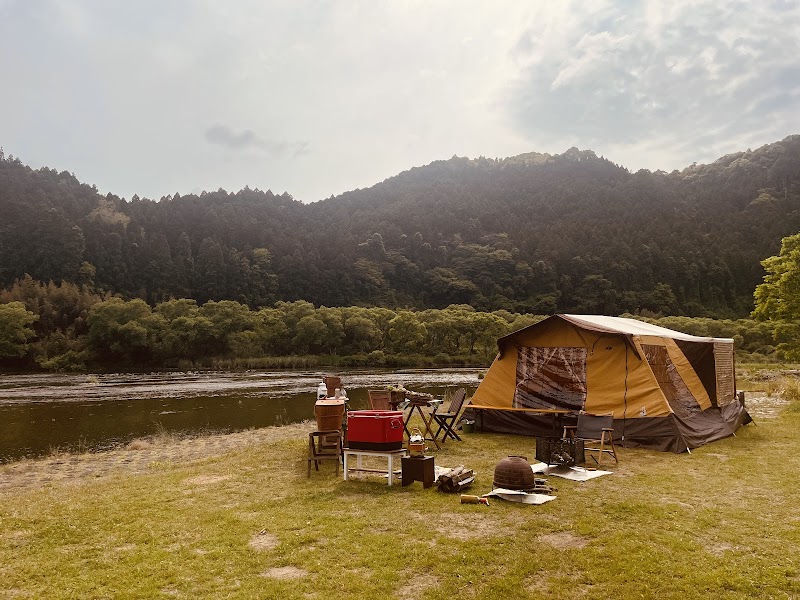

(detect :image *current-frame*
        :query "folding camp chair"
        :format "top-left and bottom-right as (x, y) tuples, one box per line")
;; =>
(432, 388), (468, 443)
(368, 389), (392, 411)
(563, 413), (617, 465)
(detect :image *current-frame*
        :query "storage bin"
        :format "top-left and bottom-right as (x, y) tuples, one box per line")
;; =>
(315, 399), (345, 431)
(346, 410), (404, 451)
(535, 437), (585, 466)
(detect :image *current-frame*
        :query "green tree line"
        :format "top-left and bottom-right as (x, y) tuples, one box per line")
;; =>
(0, 274), (791, 372)
(751, 231), (800, 361)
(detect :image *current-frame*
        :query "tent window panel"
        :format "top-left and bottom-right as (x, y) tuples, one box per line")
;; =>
(714, 342), (735, 406)
(514, 347), (587, 411)
(642, 344), (702, 418)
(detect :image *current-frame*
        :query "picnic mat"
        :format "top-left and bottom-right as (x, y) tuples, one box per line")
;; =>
(530, 462), (612, 481)
(483, 488), (557, 505)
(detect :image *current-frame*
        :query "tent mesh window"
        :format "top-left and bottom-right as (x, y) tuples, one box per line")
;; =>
(514, 347), (587, 411)
(642, 344), (702, 418)
(713, 342), (735, 406)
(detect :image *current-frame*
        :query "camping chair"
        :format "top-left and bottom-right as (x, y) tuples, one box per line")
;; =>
(563, 413), (618, 465)
(432, 388), (468, 443)
(368, 389), (392, 411)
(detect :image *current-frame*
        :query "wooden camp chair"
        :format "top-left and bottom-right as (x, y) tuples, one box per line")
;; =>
(307, 430), (342, 477)
(563, 413), (617, 465)
(368, 389), (392, 411)
(432, 388), (468, 443)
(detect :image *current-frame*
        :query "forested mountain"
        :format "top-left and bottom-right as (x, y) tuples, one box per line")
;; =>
(2, 136), (800, 318)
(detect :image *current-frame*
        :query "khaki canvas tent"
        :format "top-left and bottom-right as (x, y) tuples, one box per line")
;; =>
(469, 315), (751, 452)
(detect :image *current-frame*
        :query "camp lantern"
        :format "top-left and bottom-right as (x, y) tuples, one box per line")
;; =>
(408, 428), (425, 457)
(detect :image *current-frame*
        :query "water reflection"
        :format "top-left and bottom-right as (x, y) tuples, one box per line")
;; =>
(0, 369), (481, 462)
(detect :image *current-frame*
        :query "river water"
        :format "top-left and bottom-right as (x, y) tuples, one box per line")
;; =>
(0, 369), (482, 462)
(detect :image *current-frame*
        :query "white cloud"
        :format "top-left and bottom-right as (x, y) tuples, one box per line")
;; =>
(506, 0), (800, 170)
(0, 0), (798, 201)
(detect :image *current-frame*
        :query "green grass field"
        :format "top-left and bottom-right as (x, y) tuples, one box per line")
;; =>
(2, 384), (799, 599)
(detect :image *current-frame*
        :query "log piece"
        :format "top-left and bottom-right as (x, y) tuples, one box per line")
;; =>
(436, 465), (475, 493)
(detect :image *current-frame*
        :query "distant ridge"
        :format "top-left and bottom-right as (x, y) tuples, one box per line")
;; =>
(1, 135), (799, 317)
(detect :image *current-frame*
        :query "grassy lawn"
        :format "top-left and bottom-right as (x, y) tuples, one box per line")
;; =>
(2, 388), (800, 599)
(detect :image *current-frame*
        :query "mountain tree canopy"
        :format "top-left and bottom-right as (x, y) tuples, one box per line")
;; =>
(2, 136), (800, 317)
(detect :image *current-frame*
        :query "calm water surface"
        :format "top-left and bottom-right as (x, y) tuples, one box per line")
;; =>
(0, 369), (481, 462)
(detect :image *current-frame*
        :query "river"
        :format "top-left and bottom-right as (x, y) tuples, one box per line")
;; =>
(0, 369), (482, 462)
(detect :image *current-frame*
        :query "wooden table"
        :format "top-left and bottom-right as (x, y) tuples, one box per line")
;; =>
(342, 448), (408, 486)
(392, 395), (443, 450)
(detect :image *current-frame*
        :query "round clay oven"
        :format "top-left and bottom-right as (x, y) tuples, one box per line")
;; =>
(493, 455), (536, 492)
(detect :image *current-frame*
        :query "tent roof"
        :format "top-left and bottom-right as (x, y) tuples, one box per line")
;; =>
(560, 315), (733, 343)
(500, 314), (734, 347)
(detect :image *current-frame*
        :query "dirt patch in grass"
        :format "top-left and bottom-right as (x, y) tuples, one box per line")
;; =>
(249, 530), (280, 551)
(525, 574), (551, 596)
(660, 497), (695, 509)
(260, 566), (308, 579)
(396, 574), (439, 600)
(704, 453), (729, 461)
(538, 531), (588, 549)
(706, 542), (735, 557)
(431, 512), (516, 541)
(184, 475), (231, 486)
(2, 530), (31, 549)
(605, 463), (636, 477)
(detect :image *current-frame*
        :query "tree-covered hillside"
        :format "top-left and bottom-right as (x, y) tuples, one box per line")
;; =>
(2, 137), (799, 317)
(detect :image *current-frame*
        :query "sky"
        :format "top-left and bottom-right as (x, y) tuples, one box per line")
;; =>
(2, 0), (799, 203)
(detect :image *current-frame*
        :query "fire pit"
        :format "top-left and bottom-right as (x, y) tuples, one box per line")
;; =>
(492, 455), (537, 492)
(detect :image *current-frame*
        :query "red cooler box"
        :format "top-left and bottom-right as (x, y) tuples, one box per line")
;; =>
(346, 410), (404, 451)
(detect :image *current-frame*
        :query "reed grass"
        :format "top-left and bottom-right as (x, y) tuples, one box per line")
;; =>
(781, 377), (800, 404)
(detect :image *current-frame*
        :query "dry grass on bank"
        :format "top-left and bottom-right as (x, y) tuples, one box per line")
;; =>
(1, 387), (800, 599)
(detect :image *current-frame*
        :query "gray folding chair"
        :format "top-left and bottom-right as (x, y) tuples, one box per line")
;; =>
(564, 413), (618, 465)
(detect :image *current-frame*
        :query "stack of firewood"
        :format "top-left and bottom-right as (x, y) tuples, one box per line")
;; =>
(531, 477), (556, 494)
(436, 466), (475, 493)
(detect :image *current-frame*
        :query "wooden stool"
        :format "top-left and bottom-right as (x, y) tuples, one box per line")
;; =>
(402, 455), (435, 488)
(308, 430), (342, 477)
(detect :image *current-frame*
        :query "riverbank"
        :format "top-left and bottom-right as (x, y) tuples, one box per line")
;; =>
(0, 368), (483, 462)
(0, 391), (785, 495)
(1, 390), (798, 599)
(0, 421), (313, 494)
